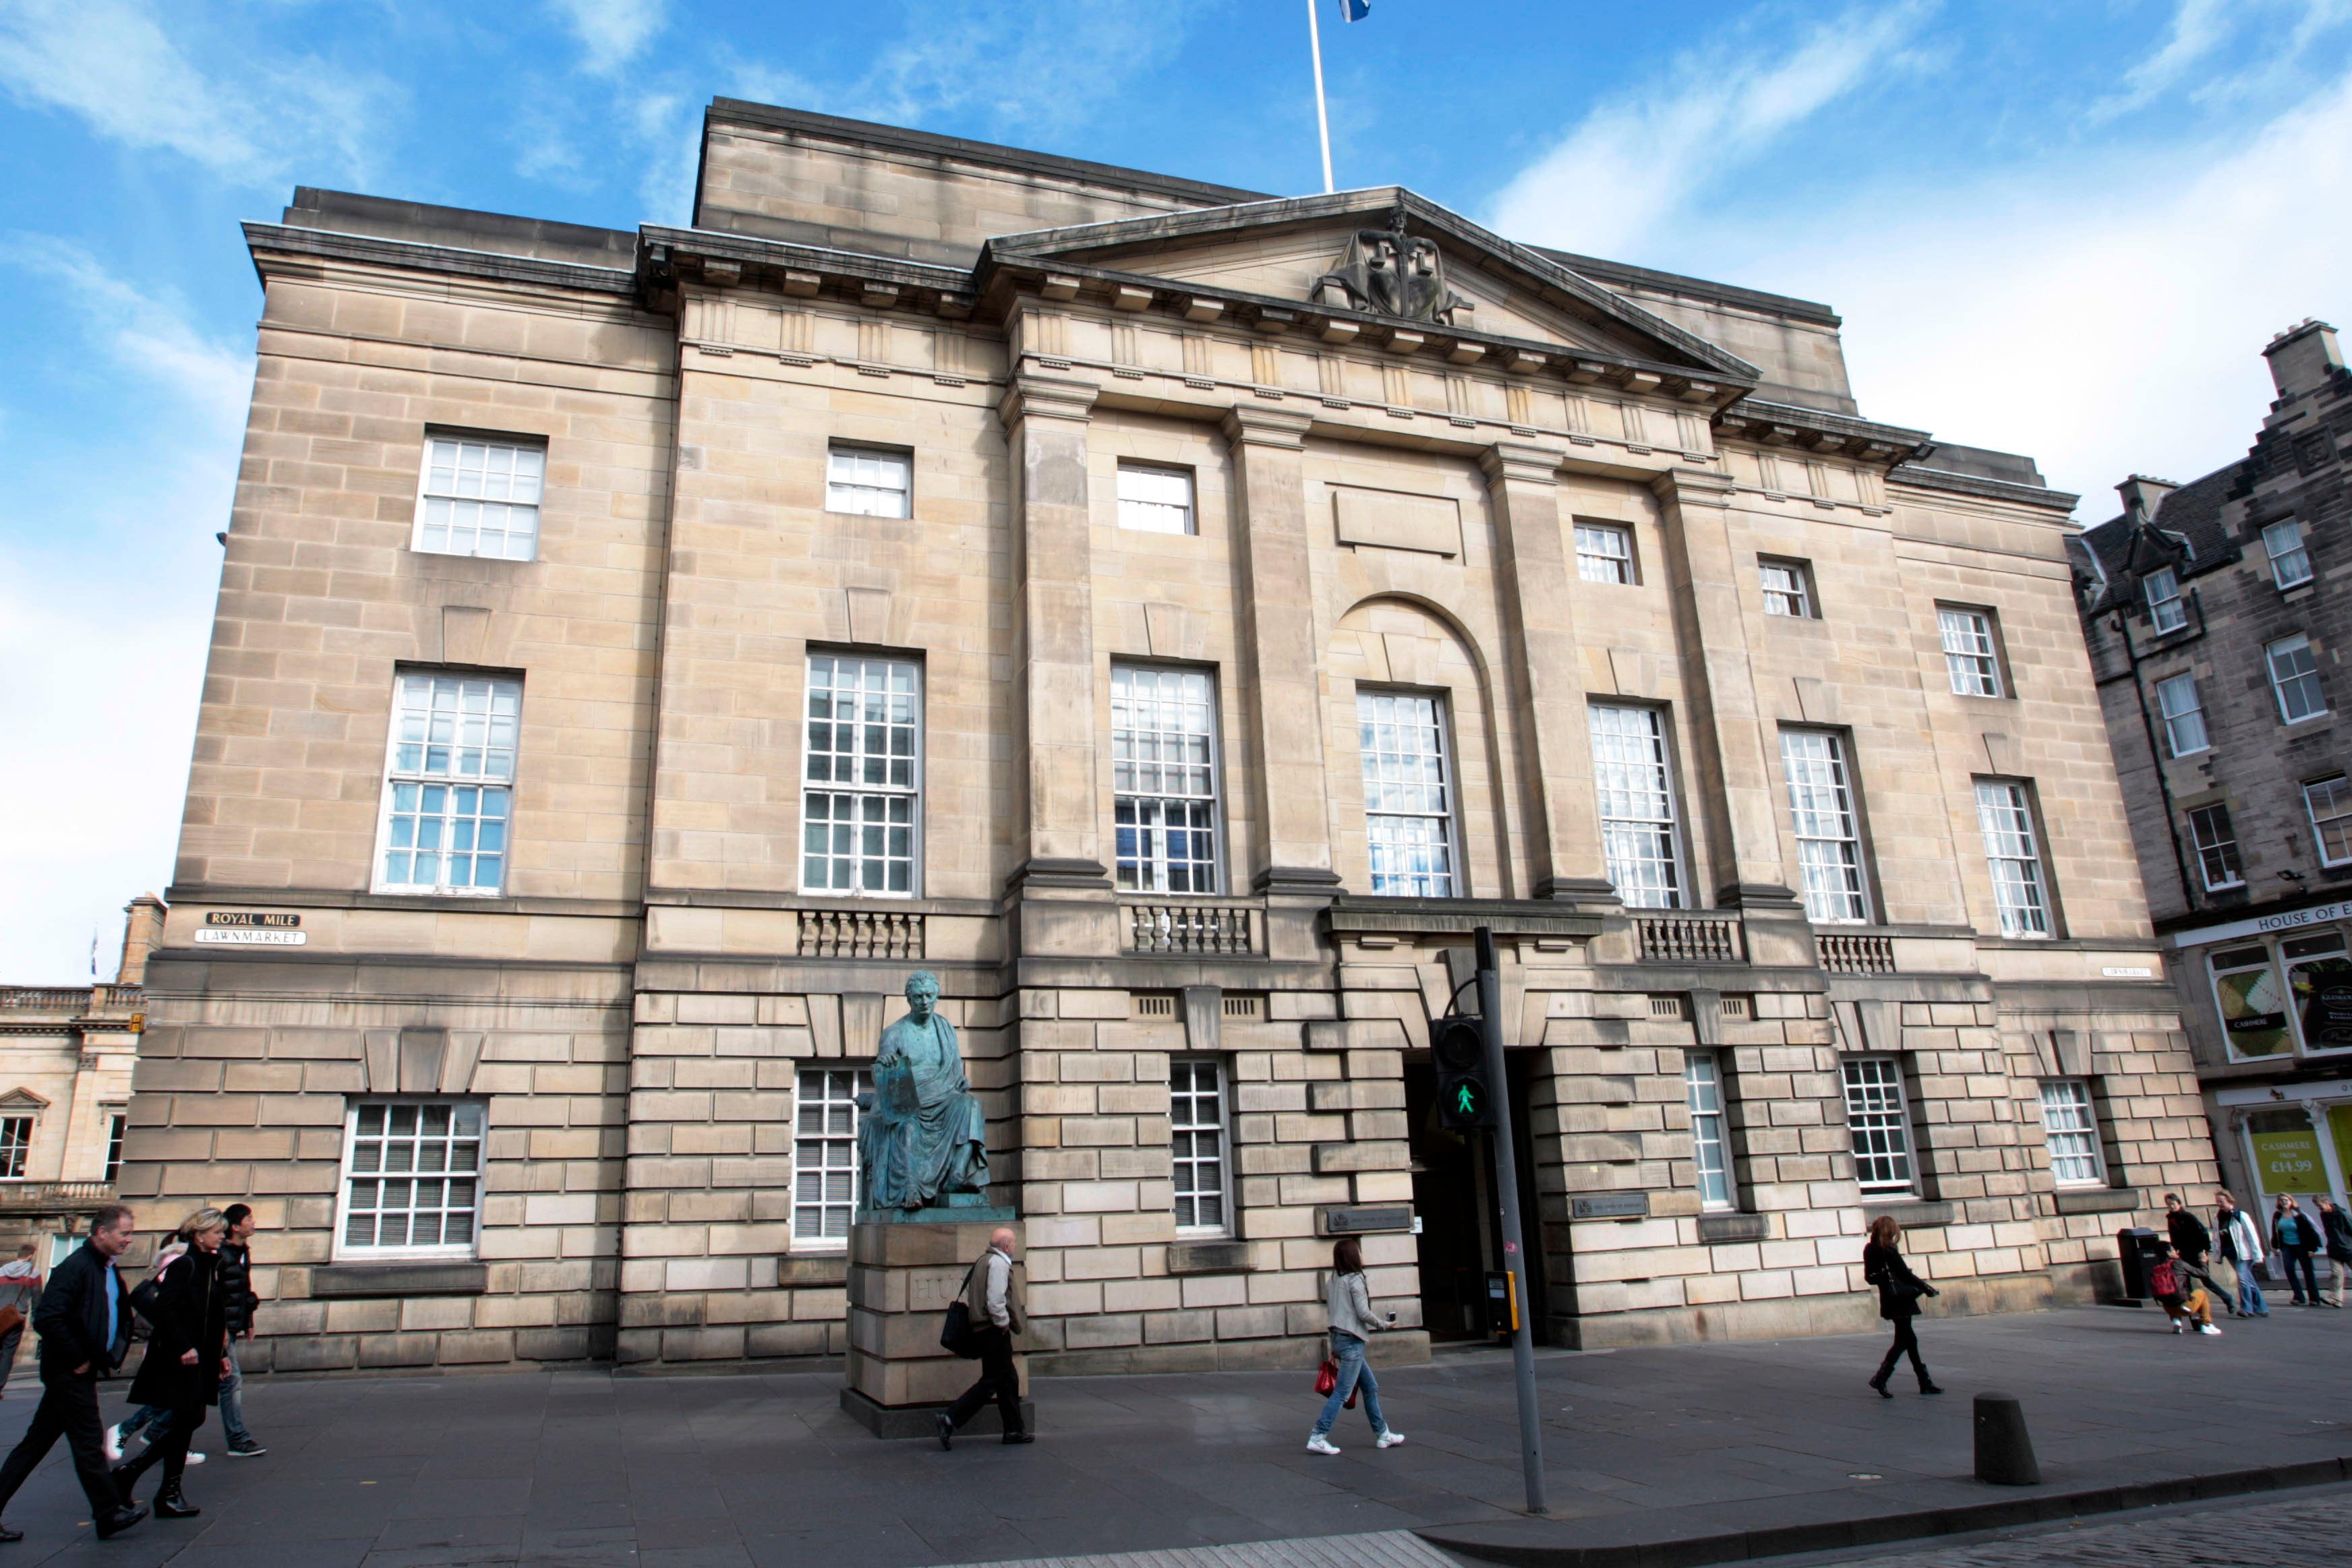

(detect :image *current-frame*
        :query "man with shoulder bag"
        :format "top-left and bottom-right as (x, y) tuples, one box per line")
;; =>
(0, 1205), (146, 1542)
(935, 1228), (1029, 1451)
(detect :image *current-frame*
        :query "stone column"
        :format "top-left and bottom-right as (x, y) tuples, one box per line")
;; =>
(1653, 467), (1800, 911)
(1223, 406), (1341, 903)
(1001, 374), (1110, 903)
(1481, 442), (1615, 906)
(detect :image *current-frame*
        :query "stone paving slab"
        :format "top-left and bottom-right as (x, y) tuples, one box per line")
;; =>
(0, 1305), (2340, 1563)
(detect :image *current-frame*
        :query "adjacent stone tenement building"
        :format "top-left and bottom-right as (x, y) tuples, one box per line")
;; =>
(2074, 320), (2352, 1219)
(130, 98), (2213, 1377)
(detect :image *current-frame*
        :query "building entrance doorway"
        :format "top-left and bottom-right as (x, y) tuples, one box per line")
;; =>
(1405, 1050), (1552, 1344)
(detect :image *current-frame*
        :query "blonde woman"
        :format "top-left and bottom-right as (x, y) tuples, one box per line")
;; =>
(109, 1211), (229, 1519)
(1862, 1215), (1943, 1397)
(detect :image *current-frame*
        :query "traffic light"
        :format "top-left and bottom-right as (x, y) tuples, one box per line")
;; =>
(1432, 1013), (1496, 1129)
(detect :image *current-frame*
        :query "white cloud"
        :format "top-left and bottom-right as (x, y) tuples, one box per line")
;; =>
(0, 245), (241, 982)
(2091, 0), (2233, 122)
(548, 0), (665, 76)
(1488, 2), (1935, 258)
(0, 0), (395, 185)
(1693, 68), (2352, 508)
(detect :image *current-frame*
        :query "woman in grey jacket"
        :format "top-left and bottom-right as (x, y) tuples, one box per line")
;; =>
(1306, 1239), (1404, 1455)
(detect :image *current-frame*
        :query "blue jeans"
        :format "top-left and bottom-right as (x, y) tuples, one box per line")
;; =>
(217, 1341), (252, 1447)
(2283, 1248), (2320, 1302)
(1312, 1330), (1386, 1439)
(119, 1402), (172, 1445)
(2231, 1256), (2268, 1315)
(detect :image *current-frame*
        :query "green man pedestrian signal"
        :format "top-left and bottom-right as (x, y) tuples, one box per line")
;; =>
(1432, 1014), (1496, 1130)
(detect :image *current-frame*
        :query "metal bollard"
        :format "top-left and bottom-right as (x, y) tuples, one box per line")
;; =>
(1973, 1391), (2042, 1486)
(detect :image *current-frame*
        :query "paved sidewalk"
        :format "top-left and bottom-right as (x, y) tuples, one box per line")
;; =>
(0, 1304), (2343, 1565)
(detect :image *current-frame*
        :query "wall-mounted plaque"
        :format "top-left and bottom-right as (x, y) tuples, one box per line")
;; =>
(196, 911), (305, 946)
(1570, 1192), (1650, 1219)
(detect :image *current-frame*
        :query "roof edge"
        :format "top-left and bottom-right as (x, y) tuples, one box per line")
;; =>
(1532, 247), (1840, 328)
(705, 98), (1274, 210)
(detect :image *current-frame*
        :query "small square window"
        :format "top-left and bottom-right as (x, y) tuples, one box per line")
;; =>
(827, 446), (912, 518)
(1171, 1058), (1231, 1235)
(2144, 566), (2187, 634)
(1840, 1057), (1914, 1193)
(1759, 557), (1815, 618)
(1117, 463), (1195, 535)
(2265, 519), (2314, 589)
(793, 1066), (874, 1248)
(336, 1099), (485, 1259)
(374, 673), (521, 897)
(0, 1118), (30, 1181)
(2267, 633), (2328, 723)
(413, 435), (543, 562)
(1938, 607), (2003, 697)
(2187, 804), (2244, 891)
(1575, 524), (1635, 584)
(2038, 1081), (2106, 1186)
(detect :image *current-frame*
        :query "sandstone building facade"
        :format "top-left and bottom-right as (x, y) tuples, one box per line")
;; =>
(2074, 321), (2352, 1219)
(131, 100), (2213, 1376)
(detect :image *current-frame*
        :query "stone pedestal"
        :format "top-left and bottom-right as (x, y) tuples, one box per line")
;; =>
(840, 1211), (1032, 1439)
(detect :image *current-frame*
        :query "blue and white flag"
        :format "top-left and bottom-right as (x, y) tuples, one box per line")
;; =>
(1339, 0), (1370, 20)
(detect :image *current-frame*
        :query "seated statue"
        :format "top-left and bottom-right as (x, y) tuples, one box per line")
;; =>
(856, 971), (990, 1211)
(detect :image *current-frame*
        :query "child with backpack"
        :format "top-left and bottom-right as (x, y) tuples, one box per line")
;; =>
(2150, 1243), (2223, 1335)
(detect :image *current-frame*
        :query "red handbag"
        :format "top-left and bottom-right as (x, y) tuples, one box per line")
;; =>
(1315, 1357), (1337, 1395)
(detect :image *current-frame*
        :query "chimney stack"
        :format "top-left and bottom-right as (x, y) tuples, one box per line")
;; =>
(115, 895), (167, 986)
(2115, 475), (2179, 520)
(2264, 319), (2343, 400)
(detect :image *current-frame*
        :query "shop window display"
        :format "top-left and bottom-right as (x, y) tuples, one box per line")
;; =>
(2285, 934), (2352, 1054)
(2210, 943), (2293, 1060)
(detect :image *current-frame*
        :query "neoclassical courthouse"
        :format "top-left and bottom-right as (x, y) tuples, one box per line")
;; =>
(127, 99), (2216, 1376)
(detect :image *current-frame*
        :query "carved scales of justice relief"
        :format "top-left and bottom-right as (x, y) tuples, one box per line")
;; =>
(1310, 203), (1474, 328)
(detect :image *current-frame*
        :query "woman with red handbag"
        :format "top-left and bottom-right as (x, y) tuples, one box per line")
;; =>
(1306, 1239), (1403, 1455)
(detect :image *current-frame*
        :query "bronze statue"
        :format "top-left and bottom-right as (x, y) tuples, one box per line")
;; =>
(857, 971), (989, 1210)
(1312, 208), (1472, 326)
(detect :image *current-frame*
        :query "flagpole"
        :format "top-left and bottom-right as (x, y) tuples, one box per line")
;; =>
(1307, 0), (1334, 193)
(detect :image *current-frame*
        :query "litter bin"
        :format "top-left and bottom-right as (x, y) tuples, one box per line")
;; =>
(2116, 1226), (2165, 1300)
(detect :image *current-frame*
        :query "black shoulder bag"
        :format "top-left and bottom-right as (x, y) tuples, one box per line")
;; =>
(939, 1257), (985, 1360)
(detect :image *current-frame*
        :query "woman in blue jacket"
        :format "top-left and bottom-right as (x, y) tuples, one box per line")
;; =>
(2271, 1195), (2324, 1306)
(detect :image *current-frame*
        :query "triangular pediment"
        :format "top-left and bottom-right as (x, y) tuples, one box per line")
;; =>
(984, 188), (1758, 383)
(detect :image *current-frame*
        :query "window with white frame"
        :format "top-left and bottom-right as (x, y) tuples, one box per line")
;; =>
(1759, 558), (1814, 618)
(1171, 1058), (1230, 1234)
(2265, 518), (2314, 589)
(1974, 779), (2053, 938)
(2038, 1080), (2105, 1186)
(792, 1066), (873, 1247)
(337, 1100), (483, 1257)
(1575, 523), (1635, 584)
(1117, 462), (1195, 535)
(103, 1113), (125, 1184)
(1780, 729), (1869, 924)
(1938, 607), (2003, 697)
(2144, 566), (2187, 634)
(2187, 803), (2245, 890)
(825, 445), (912, 518)
(374, 673), (520, 896)
(1685, 1052), (1734, 1210)
(2156, 673), (2208, 756)
(1840, 1058), (1914, 1193)
(1589, 704), (1684, 909)
(413, 435), (544, 562)
(1357, 690), (1459, 897)
(0, 1118), (30, 1181)
(1112, 665), (1221, 894)
(2305, 775), (2352, 866)
(2268, 634), (2328, 722)
(803, 655), (920, 895)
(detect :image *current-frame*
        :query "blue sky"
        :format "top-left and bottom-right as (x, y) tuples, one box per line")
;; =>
(3, 0), (2349, 979)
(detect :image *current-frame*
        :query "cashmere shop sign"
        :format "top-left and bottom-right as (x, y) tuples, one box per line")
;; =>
(2252, 1128), (2330, 1195)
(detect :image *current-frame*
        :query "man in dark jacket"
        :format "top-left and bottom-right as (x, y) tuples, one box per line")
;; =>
(0, 1205), (146, 1541)
(2164, 1193), (2235, 1315)
(215, 1205), (265, 1457)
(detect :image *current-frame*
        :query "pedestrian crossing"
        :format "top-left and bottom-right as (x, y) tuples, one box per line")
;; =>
(936, 1530), (1465, 1568)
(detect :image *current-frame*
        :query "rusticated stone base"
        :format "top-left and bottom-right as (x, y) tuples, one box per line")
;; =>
(838, 1385), (1035, 1439)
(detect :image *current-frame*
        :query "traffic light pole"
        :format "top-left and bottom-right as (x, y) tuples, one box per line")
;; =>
(1474, 926), (1548, 1516)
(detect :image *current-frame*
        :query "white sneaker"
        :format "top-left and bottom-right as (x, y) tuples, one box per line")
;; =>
(2198, 1324), (2223, 1336)
(2170, 1319), (2183, 1333)
(101, 1424), (123, 1464)
(1305, 1434), (1341, 1455)
(1377, 1430), (1407, 1449)
(185, 1452), (206, 1465)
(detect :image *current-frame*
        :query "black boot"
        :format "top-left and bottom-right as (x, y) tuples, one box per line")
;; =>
(93, 1504), (146, 1540)
(109, 1450), (154, 1507)
(1867, 1375), (1892, 1398)
(1917, 1374), (1945, 1395)
(154, 1480), (200, 1519)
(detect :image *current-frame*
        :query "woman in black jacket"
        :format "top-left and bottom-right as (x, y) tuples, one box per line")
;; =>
(1862, 1215), (1944, 1398)
(110, 1211), (229, 1519)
